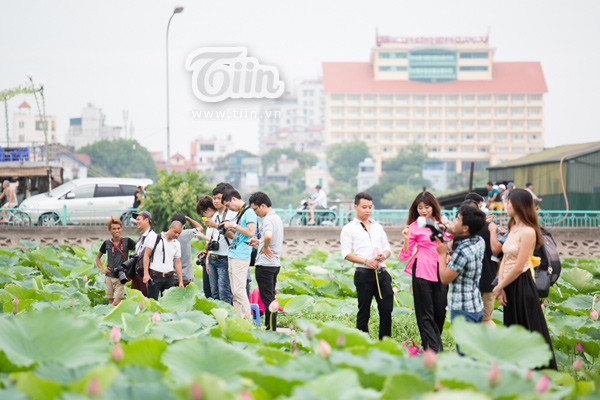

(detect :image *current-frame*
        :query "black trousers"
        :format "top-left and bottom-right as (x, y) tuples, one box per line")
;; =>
(255, 266), (280, 331)
(147, 273), (175, 300)
(412, 260), (448, 352)
(354, 268), (394, 340)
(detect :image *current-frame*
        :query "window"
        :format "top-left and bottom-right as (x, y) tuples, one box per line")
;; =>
(379, 66), (407, 71)
(396, 95), (409, 103)
(395, 108), (409, 116)
(380, 95), (393, 102)
(348, 120), (360, 128)
(459, 66), (488, 71)
(395, 121), (409, 129)
(462, 95), (475, 103)
(379, 52), (407, 59)
(528, 121), (541, 128)
(429, 121), (441, 129)
(511, 95), (524, 102)
(120, 185), (137, 196)
(430, 95), (442, 103)
(413, 108), (425, 116)
(95, 185), (122, 198)
(448, 147), (457, 152)
(446, 95), (458, 103)
(380, 108), (392, 115)
(364, 95), (376, 103)
(67, 185), (95, 199)
(429, 108), (441, 116)
(35, 121), (48, 131)
(463, 134), (474, 140)
(495, 146), (509, 152)
(511, 121), (524, 128)
(512, 134), (524, 140)
(494, 121), (507, 128)
(478, 108), (491, 115)
(364, 108), (376, 115)
(332, 108), (344, 115)
(445, 121), (458, 129)
(429, 147), (441, 152)
(348, 95), (360, 102)
(478, 121), (491, 128)
(413, 121), (426, 130)
(478, 95), (491, 102)
(478, 147), (489, 153)
(495, 134), (507, 141)
(447, 134), (457, 141)
(462, 108), (475, 116)
(528, 108), (541, 116)
(462, 147), (474, 153)
(332, 121), (344, 128)
(512, 147), (525, 152)
(18, 122), (25, 129)
(462, 121), (475, 129)
(413, 95), (426, 103)
(395, 134), (408, 141)
(495, 108), (507, 116)
(479, 134), (490, 141)
(348, 108), (360, 115)
(446, 108), (458, 116)
(511, 108), (524, 115)
(528, 95), (541, 102)
(429, 134), (440, 141)
(529, 134), (540, 141)
(380, 120), (393, 128)
(332, 95), (344, 102)
(382, 134), (392, 140)
(459, 52), (488, 58)
(495, 95), (508, 102)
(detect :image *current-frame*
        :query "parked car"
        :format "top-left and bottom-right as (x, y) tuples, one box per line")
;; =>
(19, 177), (152, 226)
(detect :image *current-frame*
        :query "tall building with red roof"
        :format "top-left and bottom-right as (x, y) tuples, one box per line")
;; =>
(322, 34), (546, 175)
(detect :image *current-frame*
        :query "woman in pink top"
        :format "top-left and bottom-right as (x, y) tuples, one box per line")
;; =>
(399, 191), (449, 352)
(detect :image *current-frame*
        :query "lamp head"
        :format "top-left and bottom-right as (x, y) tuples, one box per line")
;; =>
(174, 6), (184, 13)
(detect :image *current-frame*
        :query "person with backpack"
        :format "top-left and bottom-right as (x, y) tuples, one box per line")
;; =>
(142, 220), (185, 300)
(132, 210), (156, 297)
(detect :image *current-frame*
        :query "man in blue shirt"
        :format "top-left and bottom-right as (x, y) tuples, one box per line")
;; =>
(221, 189), (258, 320)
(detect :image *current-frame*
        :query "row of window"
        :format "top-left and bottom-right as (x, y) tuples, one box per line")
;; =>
(330, 132), (540, 142)
(330, 94), (543, 103)
(378, 66), (408, 72)
(331, 107), (542, 117)
(331, 119), (542, 130)
(378, 51), (489, 60)
(459, 66), (488, 71)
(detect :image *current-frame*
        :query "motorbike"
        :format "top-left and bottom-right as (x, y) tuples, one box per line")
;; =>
(290, 198), (337, 226)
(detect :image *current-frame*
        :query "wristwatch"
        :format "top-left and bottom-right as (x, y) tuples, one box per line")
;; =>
(232, 223), (238, 229)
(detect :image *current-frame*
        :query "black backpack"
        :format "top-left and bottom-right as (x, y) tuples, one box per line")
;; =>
(533, 227), (562, 297)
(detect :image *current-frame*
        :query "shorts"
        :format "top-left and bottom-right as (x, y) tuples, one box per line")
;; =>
(105, 276), (125, 299)
(482, 292), (496, 321)
(489, 202), (503, 211)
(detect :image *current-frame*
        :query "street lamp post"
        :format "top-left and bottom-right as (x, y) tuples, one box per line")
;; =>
(165, 5), (184, 174)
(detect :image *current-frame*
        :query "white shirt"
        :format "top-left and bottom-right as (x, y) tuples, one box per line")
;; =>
(136, 227), (157, 257)
(205, 209), (237, 256)
(145, 233), (181, 273)
(340, 218), (391, 269)
(314, 190), (327, 208)
(526, 188), (541, 201)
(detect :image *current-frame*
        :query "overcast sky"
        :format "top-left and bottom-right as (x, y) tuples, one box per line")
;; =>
(1, 0), (599, 158)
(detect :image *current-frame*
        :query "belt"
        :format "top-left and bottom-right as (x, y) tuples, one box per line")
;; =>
(210, 254), (228, 260)
(149, 269), (175, 277)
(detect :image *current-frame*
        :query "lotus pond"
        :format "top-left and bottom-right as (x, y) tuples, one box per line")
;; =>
(0, 240), (599, 399)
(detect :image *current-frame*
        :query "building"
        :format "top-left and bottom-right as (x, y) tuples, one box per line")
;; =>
(151, 151), (197, 172)
(323, 34), (547, 176)
(263, 156), (300, 188)
(488, 141), (600, 210)
(423, 159), (447, 191)
(66, 103), (122, 150)
(357, 158), (378, 192)
(10, 101), (58, 146)
(263, 125), (325, 154)
(57, 148), (90, 181)
(190, 135), (234, 172)
(258, 80), (325, 155)
(304, 159), (329, 192)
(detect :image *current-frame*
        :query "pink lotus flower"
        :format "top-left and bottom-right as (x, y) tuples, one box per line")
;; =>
(268, 299), (279, 313)
(422, 349), (437, 369)
(525, 370), (533, 380)
(591, 309), (599, 321)
(292, 340), (297, 348)
(12, 297), (18, 306)
(318, 339), (332, 358)
(239, 389), (253, 400)
(86, 377), (101, 396)
(152, 311), (160, 323)
(402, 340), (419, 357)
(341, 262), (344, 266)
(189, 382), (203, 400)
(83, 275), (88, 282)
(110, 326), (121, 343)
(392, 287), (398, 295)
(576, 343), (584, 352)
(330, 274), (334, 280)
(573, 358), (582, 371)
(69, 300), (74, 306)
(336, 335), (346, 348)
(534, 375), (550, 393)
(139, 301), (144, 309)
(305, 327), (314, 338)
(12, 306), (18, 314)
(111, 344), (123, 362)
(488, 363), (501, 387)
(293, 348), (300, 356)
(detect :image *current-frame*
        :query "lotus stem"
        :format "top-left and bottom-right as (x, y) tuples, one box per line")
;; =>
(375, 270), (382, 299)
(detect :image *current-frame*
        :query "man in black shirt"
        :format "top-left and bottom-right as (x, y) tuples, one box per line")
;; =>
(95, 217), (136, 306)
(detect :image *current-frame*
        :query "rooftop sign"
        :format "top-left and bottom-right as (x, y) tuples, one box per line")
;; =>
(377, 35), (489, 45)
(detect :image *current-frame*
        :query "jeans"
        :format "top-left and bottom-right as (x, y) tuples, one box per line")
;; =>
(451, 309), (483, 356)
(209, 256), (232, 304)
(202, 263), (212, 299)
(147, 273), (174, 300)
(353, 268), (394, 340)
(255, 266), (280, 330)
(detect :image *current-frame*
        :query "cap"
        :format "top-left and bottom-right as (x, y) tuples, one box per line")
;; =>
(499, 184), (506, 190)
(315, 184), (322, 189)
(507, 182), (515, 189)
(133, 210), (152, 220)
(492, 185), (499, 190)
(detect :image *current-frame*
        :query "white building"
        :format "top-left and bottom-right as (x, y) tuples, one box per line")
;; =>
(57, 149), (90, 181)
(11, 101), (58, 146)
(357, 158), (379, 192)
(190, 135), (234, 172)
(66, 103), (122, 150)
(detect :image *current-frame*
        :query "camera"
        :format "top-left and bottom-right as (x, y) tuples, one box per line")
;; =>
(121, 254), (140, 279)
(196, 252), (207, 267)
(206, 241), (220, 251)
(417, 216), (445, 242)
(112, 264), (129, 284)
(218, 223), (229, 236)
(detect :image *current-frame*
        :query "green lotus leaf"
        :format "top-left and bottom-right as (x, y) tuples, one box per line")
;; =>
(161, 336), (260, 384)
(102, 299), (140, 328)
(561, 268), (600, 293)
(158, 283), (199, 312)
(557, 294), (594, 315)
(122, 313), (151, 338)
(240, 364), (318, 396)
(66, 365), (119, 396)
(381, 372), (434, 399)
(256, 346), (293, 365)
(421, 390), (491, 400)
(287, 369), (380, 400)
(0, 387), (29, 400)
(0, 310), (109, 370)
(451, 317), (552, 369)
(315, 281), (342, 298)
(33, 363), (93, 385)
(149, 318), (202, 342)
(105, 381), (178, 400)
(19, 239), (41, 249)
(175, 373), (235, 400)
(283, 295), (315, 314)
(14, 371), (63, 400)
(121, 337), (167, 370)
(315, 322), (372, 348)
(120, 365), (165, 383)
(68, 264), (94, 278)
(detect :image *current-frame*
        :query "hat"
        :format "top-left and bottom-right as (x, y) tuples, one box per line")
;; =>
(315, 184), (322, 189)
(507, 182), (515, 189)
(499, 184), (506, 190)
(133, 210), (152, 220)
(492, 185), (499, 190)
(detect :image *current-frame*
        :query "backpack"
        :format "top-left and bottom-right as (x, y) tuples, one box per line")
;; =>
(533, 227), (562, 297)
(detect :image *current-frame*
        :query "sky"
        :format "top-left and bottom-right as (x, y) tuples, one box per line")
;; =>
(1, 0), (599, 158)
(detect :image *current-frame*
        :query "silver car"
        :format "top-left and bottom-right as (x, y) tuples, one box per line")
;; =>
(19, 177), (152, 226)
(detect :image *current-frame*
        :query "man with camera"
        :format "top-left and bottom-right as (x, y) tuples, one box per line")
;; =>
(170, 213), (202, 288)
(142, 220), (185, 300)
(131, 210), (157, 297)
(95, 217), (136, 306)
(196, 189), (236, 304)
(221, 188), (257, 320)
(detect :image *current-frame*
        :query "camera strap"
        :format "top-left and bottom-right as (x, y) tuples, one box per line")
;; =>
(149, 234), (165, 264)
(110, 239), (128, 260)
(213, 213), (230, 246)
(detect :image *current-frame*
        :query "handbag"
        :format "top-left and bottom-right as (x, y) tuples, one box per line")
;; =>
(534, 267), (553, 298)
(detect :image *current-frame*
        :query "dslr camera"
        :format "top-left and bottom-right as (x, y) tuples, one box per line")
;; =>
(206, 240), (219, 251)
(417, 216), (446, 242)
(112, 264), (129, 285)
(121, 254), (140, 280)
(196, 251), (207, 267)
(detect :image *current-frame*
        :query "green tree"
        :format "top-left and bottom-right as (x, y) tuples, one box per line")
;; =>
(326, 141), (370, 184)
(78, 139), (158, 180)
(141, 170), (212, 231)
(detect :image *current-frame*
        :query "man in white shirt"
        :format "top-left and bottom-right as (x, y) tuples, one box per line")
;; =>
(525, 183), (543, 205)
(307, 184), (327, 225)
(132, 210), (157, 297)
(142, 220), (184, 300)
(340, 192), (393, 340)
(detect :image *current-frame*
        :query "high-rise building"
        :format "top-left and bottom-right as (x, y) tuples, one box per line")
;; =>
(66, 103), (122, 150)
(323, 34), (546, 175)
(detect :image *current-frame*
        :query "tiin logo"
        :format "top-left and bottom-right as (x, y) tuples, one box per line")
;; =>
(186, 47), (285, 103)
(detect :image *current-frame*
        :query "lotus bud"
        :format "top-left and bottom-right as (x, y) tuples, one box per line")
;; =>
(576, 343), (584, 352)
(12, 297), (19, 306)
(392, 287), (398, 295)
(525, 370), (533, 380)
(292, 340), (297, 348)
(268, 300), (279, 313)
(238, 389), (253, 400)
(488, 363), (501, 387)
(111, 344), (123, 362)
(110, 326), (121, 343)
(318, 339), (332, 358)
(189, 382), (203, 399)
(336, 335), (346, 348)
(152, 311), (160, 323)
(305, 327), (314, 338)
(573, 358), (582, 371)
(330, 273), (334, 280)
(534, 375), (550, 393)
(595, 296), (599, 303)
(293, 348), (300, 356)
(543, 299), (548, 308)
(12, 305), (18, 314)
(591, 309), (599, 321)
(422, 349), (437, 369)
(139, 301), (144, 309)
(86, 377), (101, 396)
(69, 300), (74, 306)
(341, 262), (344, 266)
(34, 266), (38, 270)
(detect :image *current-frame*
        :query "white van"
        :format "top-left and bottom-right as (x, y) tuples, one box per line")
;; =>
(19, 177), (152, 226)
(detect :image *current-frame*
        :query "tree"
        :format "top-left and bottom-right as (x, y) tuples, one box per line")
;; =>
(326, 141), (370, 184)
(261, 148), (317, 175)
(78, 139), (158, 180)
(141, 170), (212, 231)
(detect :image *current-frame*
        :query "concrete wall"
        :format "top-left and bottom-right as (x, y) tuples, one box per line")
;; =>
(0, 226), (598, 259)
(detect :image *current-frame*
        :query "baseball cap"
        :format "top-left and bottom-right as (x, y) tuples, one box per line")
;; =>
(499, 184), (506, 190)
(315, 184), (322, 189)
(133, 210), (152, 220)
(507, 182), (515, 189)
